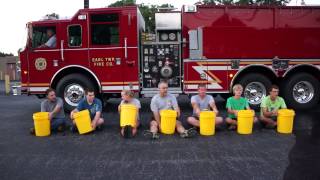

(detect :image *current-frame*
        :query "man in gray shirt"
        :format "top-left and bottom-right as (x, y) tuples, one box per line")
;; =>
(144, 81), (197, 139)
(187, 84), (223, 128)
(31, 88), (66, 134)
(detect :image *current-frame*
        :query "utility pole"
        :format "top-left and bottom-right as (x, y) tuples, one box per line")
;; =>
(84, 0), (89, 8)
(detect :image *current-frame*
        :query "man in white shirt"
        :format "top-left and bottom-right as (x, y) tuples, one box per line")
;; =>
(39, 29), (56, 48)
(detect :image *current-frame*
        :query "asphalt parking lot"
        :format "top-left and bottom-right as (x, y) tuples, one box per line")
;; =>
(0, 81), (319, 180)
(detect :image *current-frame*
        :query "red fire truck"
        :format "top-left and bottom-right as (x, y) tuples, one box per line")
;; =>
(19, 5), (320, 111)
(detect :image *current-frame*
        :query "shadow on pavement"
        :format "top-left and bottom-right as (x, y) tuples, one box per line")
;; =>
(283, 110), (320, 180)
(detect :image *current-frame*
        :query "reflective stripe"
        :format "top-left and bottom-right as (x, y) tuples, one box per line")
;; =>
(184, 58), (320, 62)
(186, 84), (223, 89)
(34, 46), (138, 52)
(102, 85), (139, 91)
(29, 87), (49, 92)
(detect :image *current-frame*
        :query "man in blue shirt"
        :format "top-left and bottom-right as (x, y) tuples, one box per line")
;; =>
(70, 88), (104, 132)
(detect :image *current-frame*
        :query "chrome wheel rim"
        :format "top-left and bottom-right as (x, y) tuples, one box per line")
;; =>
(244, 82), (266, 105)
(64, 84), (84, 106)
(292, 81), (314, 104)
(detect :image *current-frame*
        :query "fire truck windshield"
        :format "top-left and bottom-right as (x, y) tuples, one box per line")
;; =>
(19, 24), (30, 52)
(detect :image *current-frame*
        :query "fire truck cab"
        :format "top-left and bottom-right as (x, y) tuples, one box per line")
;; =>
(20, 6), (144, 110)
(19, 5), (320, 111)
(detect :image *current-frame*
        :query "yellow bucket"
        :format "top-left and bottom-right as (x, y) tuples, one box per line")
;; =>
(73, 110), (93, 134)
(33, 112), (51, 137)
(120, 104), (137, 127)
(277, 109), (295, 134)
(160, 110), (177, 134)
(200, 111), (216, 136)
(237, 110), (255, 135)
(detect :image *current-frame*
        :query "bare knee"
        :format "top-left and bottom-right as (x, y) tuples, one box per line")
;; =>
(96, 118), (104, 126)
(215, 117), (223, 125)
(187, 117), (199, 127)
(187, 116), (196, 123)
(260, 116), (269, 123)
(226, 118), (236, 125)
(226, 118), (232, 123)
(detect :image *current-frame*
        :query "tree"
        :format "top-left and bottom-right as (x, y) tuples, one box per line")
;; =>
(202, 0), (233, 5)
(108, 0), (136, 7)
(138, 4), (174, 32)
(108, 0), (174, 33)
(45, 13), (59, 20)
(138, 4), (157, 32)
(202, 0), (290, 5)
(0, 52), (14, 57)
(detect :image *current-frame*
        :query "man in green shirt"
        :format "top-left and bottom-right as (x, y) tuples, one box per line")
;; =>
(260, 85), (287, 128)
(226, 84), (256, 130)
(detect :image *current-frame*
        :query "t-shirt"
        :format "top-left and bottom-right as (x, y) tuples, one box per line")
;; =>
(45, 35), (56, 48)
(150, 94), (178, 112)
(260, 96), (287, 117)
(120, 98), (141, 120)
(226, 96), (249, 119)
(191, 95), (215, 116)
(41, 97), (65, 118)
(120, 98), (141, 109)
(76, 98), (102, 120)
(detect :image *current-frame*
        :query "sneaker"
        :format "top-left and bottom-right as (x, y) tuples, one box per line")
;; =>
(70, 125), (78, 133)
(143, 130), (159, 139)
(180, 127), (198, 138)
(29, 127), (35, 135)
(123, 125), (132, 138)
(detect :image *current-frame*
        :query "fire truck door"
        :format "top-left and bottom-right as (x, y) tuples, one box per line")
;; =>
(63, 23), (89, 69)
(89, 13), (125, 91)
(121, 11), (139, 91)
(27, 25), (60, 90)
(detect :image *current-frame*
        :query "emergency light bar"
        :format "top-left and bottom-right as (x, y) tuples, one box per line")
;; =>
(78, 15), (87, 20)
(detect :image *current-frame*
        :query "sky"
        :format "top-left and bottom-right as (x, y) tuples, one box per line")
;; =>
(0, 0), (319, 56)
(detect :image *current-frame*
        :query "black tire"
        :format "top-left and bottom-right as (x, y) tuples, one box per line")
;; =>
(283, 73), (320, 110)
(238, 73), (272, 109)
(56, 73), (97, 112)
